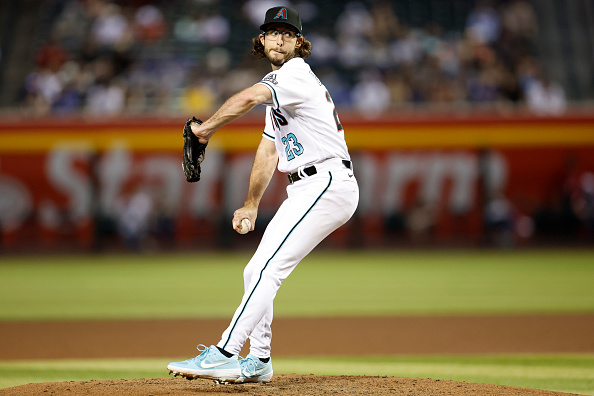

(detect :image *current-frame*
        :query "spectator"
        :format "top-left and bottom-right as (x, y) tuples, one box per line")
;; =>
(24, 69), (63, 114)
(368, 0), (400, 44)
(501, 0), (538, 41)
(52, 81), (83, 114)
(525, 72), (567, 116)
(86, 78), (126, 115)
(351, 68), (391, 118)
(466, 65), (500, 103)
(390, 27), (423, 66)
(337, 35), (370, 68)
(306, 30), (338, 66)
(385, 71), (413, 106)
(174, 11), (230, 45)
(52, 0), (92, 52)
(91, 3), (131, 49)
(34, 34), (68, 71)
(134, 5), (166, 44)
(15, 0), (554, 117)
(466, 0), (501, 45)
(202, 13), (231, 45)
(180, 81), (217, 114)
(335, 1), (373, 41)
(174, 14), (202, 43)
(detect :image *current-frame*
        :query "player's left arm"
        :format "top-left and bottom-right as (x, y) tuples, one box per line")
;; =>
(191, 84), (272, 143)
(232, 137), (278, 232)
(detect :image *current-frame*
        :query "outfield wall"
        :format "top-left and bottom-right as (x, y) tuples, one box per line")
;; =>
(1, 113), (593, 251)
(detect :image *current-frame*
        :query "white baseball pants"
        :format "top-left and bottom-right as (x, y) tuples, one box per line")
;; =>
(217, 164), (359, 358)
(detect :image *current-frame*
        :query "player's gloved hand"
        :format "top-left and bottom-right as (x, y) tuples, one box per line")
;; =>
(182, 117), (207, 182)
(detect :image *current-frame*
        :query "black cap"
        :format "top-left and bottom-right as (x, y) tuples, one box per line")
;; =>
(260, 6), (302, 35)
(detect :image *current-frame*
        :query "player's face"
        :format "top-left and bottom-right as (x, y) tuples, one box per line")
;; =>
(260, 23), (302, 68)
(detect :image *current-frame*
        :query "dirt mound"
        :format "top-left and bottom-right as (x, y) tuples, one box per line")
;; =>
(0, 375), (581, 396)
(2, 315), (591, 395)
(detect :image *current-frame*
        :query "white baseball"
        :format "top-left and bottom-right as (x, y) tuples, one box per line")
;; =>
(239, 218), (251, 234)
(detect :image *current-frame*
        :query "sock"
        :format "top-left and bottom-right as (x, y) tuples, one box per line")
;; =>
(216, 346), (233, 358)
(259, 357), (270, 363)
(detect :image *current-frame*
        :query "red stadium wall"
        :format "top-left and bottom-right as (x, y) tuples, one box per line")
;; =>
(0, 114), (593, 251)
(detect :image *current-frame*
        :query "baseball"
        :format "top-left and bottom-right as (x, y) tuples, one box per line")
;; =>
(238, 218), (251, 234)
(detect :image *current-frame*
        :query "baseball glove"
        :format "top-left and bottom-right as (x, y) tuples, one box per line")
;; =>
(182, 116), (207, 182)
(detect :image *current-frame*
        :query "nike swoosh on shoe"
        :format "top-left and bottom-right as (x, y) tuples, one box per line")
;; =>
(200, 361), (229, 369)
(243, 367), (269, 377)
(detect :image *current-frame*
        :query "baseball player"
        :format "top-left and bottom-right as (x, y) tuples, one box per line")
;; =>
(168, 6), (359, 383)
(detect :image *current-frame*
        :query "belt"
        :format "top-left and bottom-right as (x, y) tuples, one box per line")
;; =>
(288, 159), (352, 184)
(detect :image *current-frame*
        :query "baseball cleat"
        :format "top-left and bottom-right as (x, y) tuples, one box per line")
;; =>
(167, 344), (240, 383)
(237, 354), (273, 383)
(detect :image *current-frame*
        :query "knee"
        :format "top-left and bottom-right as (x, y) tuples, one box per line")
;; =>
(243, 267), (254, 288)
(243, 259), (263, 287)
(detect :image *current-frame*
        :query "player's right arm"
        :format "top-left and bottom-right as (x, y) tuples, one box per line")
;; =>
(232, 137), (278, 232)
(191, 84), (272, 143)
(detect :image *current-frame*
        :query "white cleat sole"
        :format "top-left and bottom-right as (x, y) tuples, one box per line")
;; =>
(167, 364), (240, 383)
(237, 371), (273, 383)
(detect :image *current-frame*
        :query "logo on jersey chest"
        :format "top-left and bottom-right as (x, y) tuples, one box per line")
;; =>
(270, 108), (288, 130)
(262, 74), (278, 85)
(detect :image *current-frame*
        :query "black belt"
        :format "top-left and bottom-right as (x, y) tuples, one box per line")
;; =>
(288, 160), (352, 183)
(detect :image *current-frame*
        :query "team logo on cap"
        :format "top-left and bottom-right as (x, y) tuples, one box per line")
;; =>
(274, 8), (288, 20)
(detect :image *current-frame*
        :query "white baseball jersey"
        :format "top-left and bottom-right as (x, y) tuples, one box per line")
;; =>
(256, 57), (350, 173)
(215, 58), (359, 364)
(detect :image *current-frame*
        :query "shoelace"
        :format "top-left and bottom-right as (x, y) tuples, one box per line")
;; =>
(192, 344), (243, 363)
(191, 344), (210, 363)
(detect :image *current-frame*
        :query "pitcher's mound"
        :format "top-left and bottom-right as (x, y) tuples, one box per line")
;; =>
(0, 375), (580, 395)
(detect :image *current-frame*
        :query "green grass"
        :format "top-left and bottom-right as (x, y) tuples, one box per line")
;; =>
(1, 250), (593, 393)
(0, 250), (593, 321)
(1, 354), (593, 394)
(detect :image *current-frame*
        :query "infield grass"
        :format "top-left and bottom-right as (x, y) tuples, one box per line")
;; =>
(0, 355), (593, 394)
(0, 250), (593, 321)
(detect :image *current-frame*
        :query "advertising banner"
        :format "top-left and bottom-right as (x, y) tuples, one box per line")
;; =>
(1, 115), (593, 250)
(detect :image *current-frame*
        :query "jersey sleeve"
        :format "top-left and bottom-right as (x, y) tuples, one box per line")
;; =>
(256, 70), (305, 110)
(262, 107), (275, 141)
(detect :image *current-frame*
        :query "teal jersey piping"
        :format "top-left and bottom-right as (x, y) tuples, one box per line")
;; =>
(222, 172), (333, 349)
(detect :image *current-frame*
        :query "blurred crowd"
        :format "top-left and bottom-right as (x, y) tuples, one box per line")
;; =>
(21, 0), (567, 118)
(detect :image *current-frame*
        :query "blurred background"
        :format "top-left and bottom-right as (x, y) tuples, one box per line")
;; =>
(0, 0), (593, 253)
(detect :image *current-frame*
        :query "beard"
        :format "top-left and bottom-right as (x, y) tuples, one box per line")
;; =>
(265, 47), (295, 67)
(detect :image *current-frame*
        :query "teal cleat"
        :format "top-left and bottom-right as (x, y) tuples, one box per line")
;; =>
(237, 354), (273, 383)
(167, 344), (240, 383)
